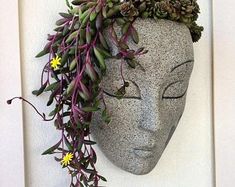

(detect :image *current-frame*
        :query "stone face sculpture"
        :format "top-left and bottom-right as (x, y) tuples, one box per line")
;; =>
(91, 18), (194, 175)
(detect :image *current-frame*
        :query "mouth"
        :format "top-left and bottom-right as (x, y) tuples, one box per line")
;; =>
(133, 146), (155, 158)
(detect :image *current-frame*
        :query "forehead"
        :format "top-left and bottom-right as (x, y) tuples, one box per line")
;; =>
(131, 19), (194, 74)
(105, 19), (194, 80)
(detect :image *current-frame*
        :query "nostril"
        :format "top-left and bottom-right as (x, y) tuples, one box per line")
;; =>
(138, 107), (161, 133)
(146, 139), (157, 148)
(138, 117), (160, 133)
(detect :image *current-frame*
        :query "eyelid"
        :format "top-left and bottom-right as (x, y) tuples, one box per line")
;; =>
(170, 60), (194, 73)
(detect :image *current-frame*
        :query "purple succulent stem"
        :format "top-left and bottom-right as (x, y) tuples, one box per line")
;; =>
(40, 62), (49, 86)
(108, 24), (119, 46)
(120, 60), (126, 84)
(100, 89), (107, 109)
(62, 129), (65, 155)
(8, 97), (55, 121)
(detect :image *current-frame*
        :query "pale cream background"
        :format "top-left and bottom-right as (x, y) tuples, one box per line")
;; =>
(0, 0), (25, 186)
(213, 0), (235, 186)
(1, 0), (215, 186)
(18, 0), (214, 186)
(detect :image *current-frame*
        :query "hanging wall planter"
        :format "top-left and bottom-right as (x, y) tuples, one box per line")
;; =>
(8, 0), (203, 186)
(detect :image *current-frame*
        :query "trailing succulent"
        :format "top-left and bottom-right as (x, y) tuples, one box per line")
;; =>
(8, 0), (203, 186)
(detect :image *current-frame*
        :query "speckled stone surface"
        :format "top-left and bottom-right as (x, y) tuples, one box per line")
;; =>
(91, 18), (194, 175)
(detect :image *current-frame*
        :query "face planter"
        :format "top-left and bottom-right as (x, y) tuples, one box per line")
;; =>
(91, 19), (194, 175)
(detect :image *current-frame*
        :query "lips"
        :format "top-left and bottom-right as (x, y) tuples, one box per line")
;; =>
(133, 146), (156, 158)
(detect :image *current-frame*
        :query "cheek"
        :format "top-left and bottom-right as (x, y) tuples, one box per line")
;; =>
(90, 95), (143, 145)
(104, 96), (142, 130)
(161, 96), (187, 125)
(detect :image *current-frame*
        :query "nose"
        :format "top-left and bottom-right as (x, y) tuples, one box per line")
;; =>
(138, 89), (161, 133)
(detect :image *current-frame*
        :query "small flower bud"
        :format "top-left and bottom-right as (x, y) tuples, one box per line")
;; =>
(7, 100), (12, 104)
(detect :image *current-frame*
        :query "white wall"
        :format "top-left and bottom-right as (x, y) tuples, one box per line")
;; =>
(19, 0), (214, 187)
(213, 0), (235, 186)
(0, 0), (25, 186)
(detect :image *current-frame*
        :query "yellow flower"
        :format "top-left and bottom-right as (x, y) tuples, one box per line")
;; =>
(50, 55), (61, 70)
(61, 153), (74, 167)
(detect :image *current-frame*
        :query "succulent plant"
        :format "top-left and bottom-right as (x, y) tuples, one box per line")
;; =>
(120, 0), (203, 42)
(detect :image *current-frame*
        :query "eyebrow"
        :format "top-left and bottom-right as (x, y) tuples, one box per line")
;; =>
(170, 60), (194, 73)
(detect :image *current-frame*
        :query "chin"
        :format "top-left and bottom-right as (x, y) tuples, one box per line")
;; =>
(113, 153), (160, 175)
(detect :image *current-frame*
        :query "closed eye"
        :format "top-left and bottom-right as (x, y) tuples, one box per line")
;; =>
(103, 80), (142, 100)
(103, 90), (142, 100)
(162, 81), (188, 99)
